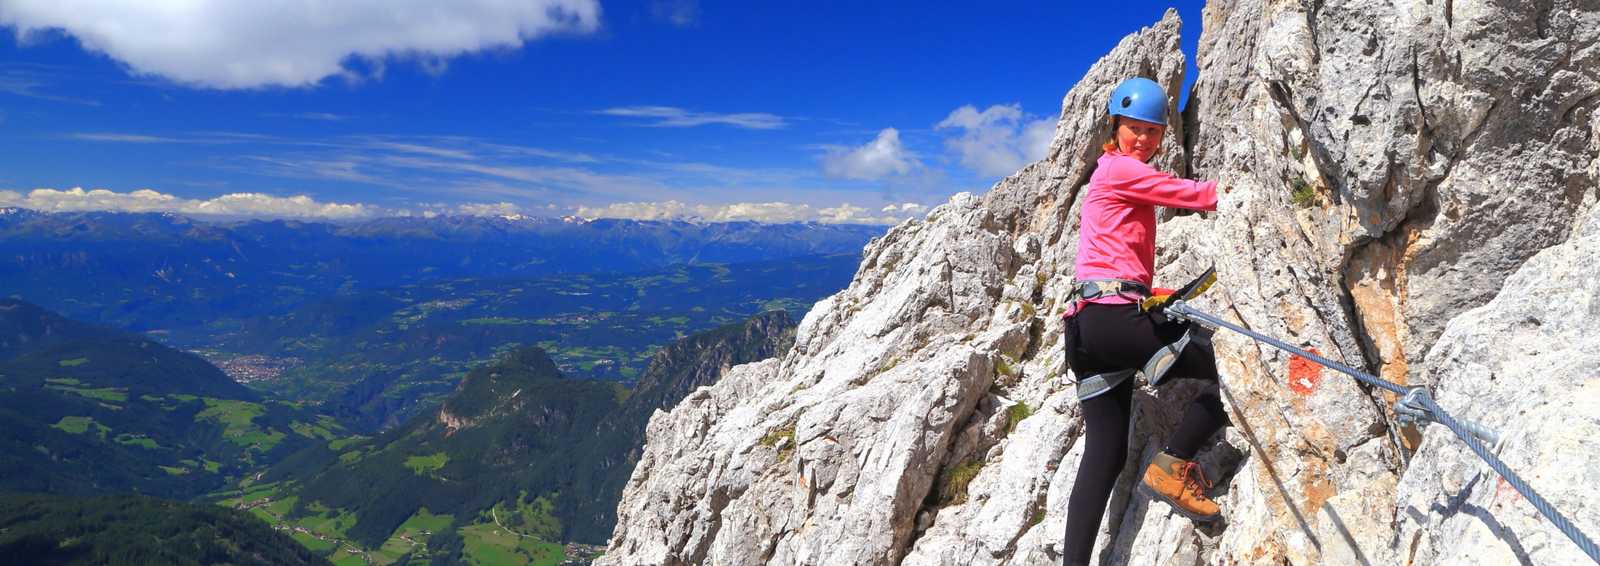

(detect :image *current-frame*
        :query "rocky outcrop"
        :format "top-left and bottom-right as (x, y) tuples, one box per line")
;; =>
(600, 1), (1600, 564)
(1394, 202), (1600, 566)
(564, 310), (798, 542)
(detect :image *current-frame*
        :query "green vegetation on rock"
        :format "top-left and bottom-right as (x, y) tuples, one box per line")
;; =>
(1290, 177), (1317, 208)
(1005, 401), (1033, 434)
(938, 459), (986, 505)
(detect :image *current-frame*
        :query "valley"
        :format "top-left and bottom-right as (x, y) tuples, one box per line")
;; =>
(178, 253), (855, 430)
(0, 212), (871, 565)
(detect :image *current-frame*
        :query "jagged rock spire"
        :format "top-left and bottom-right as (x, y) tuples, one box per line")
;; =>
(599, 0), (1600, 563)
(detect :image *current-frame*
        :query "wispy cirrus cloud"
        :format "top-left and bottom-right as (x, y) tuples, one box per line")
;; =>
(240, 155), (388, 185)
(597, 106), (787, 129)
(0, 65), (101, 106)
(262, 112), (351, 121)
(66, 131), (292, 145)
(62, 131), (597, 164)
(574, 199), (923, 225)
(364, 141), (479, 161)
(44, 128), (935, 222)
(66, 133), (187, 144)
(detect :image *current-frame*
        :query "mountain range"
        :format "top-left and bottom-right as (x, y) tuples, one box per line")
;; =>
(0, 208), (882, 332)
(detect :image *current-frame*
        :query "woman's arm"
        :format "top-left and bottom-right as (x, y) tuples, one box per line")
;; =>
(1102, 156), (1218, 211)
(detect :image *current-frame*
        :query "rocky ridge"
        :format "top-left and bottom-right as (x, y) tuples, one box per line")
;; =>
(599, 2), (1599, 564)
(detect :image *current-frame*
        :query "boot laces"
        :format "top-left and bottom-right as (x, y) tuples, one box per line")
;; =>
(1176, 461), (1212, 498)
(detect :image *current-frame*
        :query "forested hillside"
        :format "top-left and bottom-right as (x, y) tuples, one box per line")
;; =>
(236, 312), (794, 564)
(0, 299), (341, 499)
(0, 493), (329, 566)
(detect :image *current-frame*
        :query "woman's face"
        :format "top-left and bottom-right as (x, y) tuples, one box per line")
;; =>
(1115, 117), (1166, 162)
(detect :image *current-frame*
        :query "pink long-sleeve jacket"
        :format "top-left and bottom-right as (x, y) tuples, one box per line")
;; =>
(1073, 150), (1217, 305)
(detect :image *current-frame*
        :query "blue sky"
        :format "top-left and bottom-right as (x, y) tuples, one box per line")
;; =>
(0, 1), (1204, 223)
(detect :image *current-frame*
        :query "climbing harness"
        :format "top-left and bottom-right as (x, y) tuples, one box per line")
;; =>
(1073, 368), (1137, 401)
(1135, 268), (1218, 388)
(1063, 278), (1149, 400)
(1159, 294), (1600, 564)
(1063, 269), (1218, 400)
(1067, 278), (1151, 304)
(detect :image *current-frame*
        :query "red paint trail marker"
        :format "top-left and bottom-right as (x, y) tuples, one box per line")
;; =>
(1288, 348), (1323, 395)
(1497, 476), (1525, 503)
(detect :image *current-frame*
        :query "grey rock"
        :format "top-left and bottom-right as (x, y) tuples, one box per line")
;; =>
(599, 1), (1600, 564)
(1394, 202), (1600, 566)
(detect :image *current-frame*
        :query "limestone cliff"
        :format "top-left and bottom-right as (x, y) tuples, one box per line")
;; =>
(599, 2), (1600, 564)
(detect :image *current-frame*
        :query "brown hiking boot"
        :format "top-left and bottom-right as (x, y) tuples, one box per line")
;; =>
(1139, 452), (1221, 522)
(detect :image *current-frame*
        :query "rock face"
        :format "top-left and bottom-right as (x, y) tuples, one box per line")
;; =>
(565, 310), (797, 542)
(1395, 203), (1600, 566)
(600, 2), (1600, 564)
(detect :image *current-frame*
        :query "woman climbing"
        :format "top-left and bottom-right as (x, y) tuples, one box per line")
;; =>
(1060, 77), (1230, 565)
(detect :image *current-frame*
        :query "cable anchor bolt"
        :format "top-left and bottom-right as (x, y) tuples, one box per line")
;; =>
(1393, 386), (1501, 445)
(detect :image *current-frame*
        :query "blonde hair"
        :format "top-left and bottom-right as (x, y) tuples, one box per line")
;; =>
(1103, 116), (1162, 162)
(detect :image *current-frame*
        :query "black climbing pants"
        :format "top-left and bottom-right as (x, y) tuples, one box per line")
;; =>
(1061, 302), (1228, 565)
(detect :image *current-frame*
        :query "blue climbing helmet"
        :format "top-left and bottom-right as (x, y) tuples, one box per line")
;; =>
(1106, 77), (1168, 126)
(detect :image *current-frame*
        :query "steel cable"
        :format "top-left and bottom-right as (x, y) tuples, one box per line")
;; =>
(1416, 393), (1600, 564)
(1166, 300), (1599, 564)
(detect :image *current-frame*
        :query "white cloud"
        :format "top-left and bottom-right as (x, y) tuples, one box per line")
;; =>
(0, 187), (377, 219)
(816, 203), (868, 223)
(820, 128), (921, 181)
(451, 201), (523, 216)
(0, 0), (601, 88)
(0, 187), (547, 220)
(935, 104), (1055, 177)
(68, 131), (602, 165)
(0, 186), (935, 225)
(880, 202), (926, 213)
(575, 200), (924, 225)
(598, 106), (786, 129)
